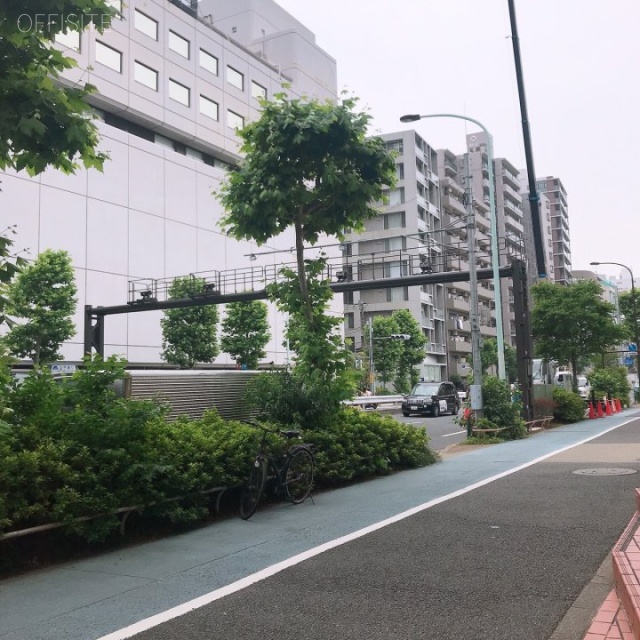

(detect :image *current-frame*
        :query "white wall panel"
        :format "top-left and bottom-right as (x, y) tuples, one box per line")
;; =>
(164, 220), (197, 277)
(129, 210), (165, 278)
(128, 146), (165, 216)
(39, 186), (87, 268)
(86, 199), (129, 275)
(165, 161), (197, 225)
(0, 176), (41, 256)
(88, 136), (130, 207)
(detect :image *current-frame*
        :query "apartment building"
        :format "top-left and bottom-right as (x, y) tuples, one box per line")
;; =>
(437, 149), (498, 377)
(1, 0), (337, 363)
(343, 130), (448, 383)
(536, 177), (571, 284)
(464, 132), (525, 345)
(521, 184), (554, 291)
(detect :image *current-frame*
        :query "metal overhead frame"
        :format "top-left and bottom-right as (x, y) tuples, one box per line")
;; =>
(83, 257), (534, 420)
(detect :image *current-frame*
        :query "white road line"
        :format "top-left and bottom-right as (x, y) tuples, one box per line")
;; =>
(442, 430), (466, 437)
(96, 417), (637, 640)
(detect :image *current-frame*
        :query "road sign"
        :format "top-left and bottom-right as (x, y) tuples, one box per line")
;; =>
(625, 356), (634, 366)
(50, 364), (76, 373)
(629, 343), (638, 352)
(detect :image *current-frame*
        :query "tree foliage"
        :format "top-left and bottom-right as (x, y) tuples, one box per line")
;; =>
(0, 0), (118, 174)
(3, 249), (77, 364)
(161, 277), (219, 369)
(218, 93), (396, 332)
(367, 315), (403, 389)
(391, 309), (426, 393)
(0, 226), (28, 327)
(531, 280), (626, 389)
(619, 290), (640, 371)
(480, 337), (518, 383)
(220, 301), (270, 369)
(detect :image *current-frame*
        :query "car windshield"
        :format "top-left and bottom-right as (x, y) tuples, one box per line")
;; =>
(410, 384), (440, 397)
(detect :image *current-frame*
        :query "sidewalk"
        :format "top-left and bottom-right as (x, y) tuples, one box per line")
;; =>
(2, 409), (639, 640)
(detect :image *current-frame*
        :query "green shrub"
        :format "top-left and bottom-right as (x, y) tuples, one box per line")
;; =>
(552, 388), (586, 423)
(246, 368), (347, 429)
(589, 367), (630, 406)
(481, 376), (526, 440)
(0, 357), (438, 546)
(305, 407), (437, 486)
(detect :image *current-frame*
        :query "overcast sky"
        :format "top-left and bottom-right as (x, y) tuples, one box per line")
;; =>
(276, 0), (640, 286)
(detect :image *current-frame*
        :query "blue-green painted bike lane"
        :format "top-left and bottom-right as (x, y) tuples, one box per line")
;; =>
(1, 411), (638, 640)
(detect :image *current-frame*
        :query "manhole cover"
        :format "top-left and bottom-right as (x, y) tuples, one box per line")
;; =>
(573, 468), (638, 476)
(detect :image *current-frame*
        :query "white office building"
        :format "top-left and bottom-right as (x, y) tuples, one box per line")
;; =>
(1, 0), (337, 364)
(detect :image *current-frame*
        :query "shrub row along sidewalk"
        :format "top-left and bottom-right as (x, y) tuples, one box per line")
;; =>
(0, 358), (436, 548)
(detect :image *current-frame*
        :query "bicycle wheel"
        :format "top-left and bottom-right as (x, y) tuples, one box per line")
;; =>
(239, 458), (267, 520)
(284, 448), (314, 504)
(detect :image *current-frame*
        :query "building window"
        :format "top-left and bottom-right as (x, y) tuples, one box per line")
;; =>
(168, 31), (190, 58)
(346, 313), (355, 329)
(134, 61), (158, 90)
(383, 212), (406, 229)
(344, 291), (354, 305)
(385, 237), (405, 252)
(227, 110), (245, 130)
(387, 287), (409, 302)
(227, 66), (244, 91)
(199, 95), (219, 120)
(388, 188), (405, 206)
(55, 30), (80, 51)
(385, 139), (403, 154)
(199, 49), (218, 75)
(396, 163), (404, 180)
(95, 41), (122, 72)
(134, 10), (158, 40)
(169, 79), (190, 106)
(251, 80), (267, 100)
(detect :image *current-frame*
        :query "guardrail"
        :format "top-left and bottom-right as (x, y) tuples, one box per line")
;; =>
(344, 395), (404, 409)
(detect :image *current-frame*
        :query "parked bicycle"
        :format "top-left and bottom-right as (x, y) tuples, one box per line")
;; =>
(239, 419), (315, 520)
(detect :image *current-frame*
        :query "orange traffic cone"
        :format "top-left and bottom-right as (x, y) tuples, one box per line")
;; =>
(606, 399), (613, 416)
(616, 398), (623, 412)
(588, 402), (596, 419)
(597, 401), (605, 418)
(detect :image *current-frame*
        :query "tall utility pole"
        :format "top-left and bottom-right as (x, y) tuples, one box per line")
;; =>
(507, 0), (547, 280)
(368, 317), (375, 394)
(463, 153), (483, 418)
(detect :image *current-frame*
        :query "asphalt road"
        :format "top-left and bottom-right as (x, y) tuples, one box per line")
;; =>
(127, 417), (640, 640)
(392, 411), (466, 451)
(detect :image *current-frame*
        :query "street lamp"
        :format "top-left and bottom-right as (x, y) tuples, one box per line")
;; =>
(399, 113), (506, 381)
(590, 261), (639, 375)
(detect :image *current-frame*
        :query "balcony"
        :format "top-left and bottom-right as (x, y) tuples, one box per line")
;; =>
(447, 296), (470, 313)
(426, 342), (446, 354)
(480, 325), (497, 337)
(449, 338), (472, 354)
(447, 319), (470, 333)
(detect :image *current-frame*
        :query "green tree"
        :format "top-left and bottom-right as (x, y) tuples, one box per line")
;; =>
(0, 226), (28, 327)
(367, 316), (403, 390)
(161, 277), (219, 369)
(0, 1), (117, 175)
(219, 93), (395, 378)
(220, 301), (270, 369)
(619, 290), (640, 372)
(392, 309), (427, 393)
(480, 338), (518, 383)
(3, 249), (77, 364)
(531, 280), (626, 390)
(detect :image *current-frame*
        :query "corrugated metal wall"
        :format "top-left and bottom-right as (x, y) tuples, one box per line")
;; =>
(126, 371), (261, 421)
